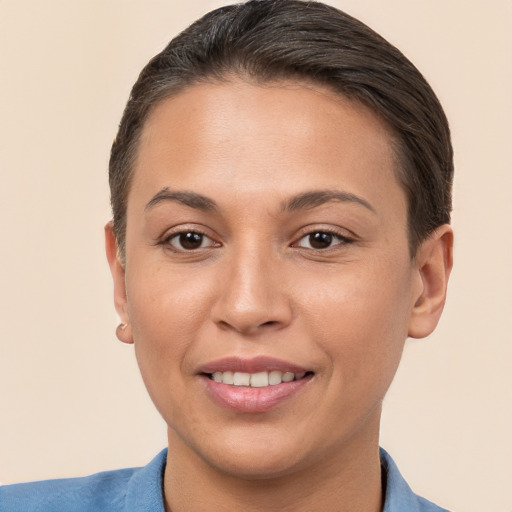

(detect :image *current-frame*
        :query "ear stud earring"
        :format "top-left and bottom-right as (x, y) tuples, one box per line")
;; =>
(115, 322), (132, 343)
(117, 322), (127, 332)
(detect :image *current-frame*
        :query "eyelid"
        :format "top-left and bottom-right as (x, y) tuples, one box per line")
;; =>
(291, 226), (356, 250)
(159, 224), (221, 252)
(169, 232), (216, 250)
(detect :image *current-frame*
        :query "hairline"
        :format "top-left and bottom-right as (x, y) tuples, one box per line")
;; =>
(116, 72), (417, 266)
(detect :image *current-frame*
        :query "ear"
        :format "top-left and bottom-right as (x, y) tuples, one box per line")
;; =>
(408, 224), (453, 339)
(105, 221), (133, 344)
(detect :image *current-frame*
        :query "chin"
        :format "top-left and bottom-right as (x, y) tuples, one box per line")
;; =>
(181, 425), (314, 481)
(208, 449), (307, 481)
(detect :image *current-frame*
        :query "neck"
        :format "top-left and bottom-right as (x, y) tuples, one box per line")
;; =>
(163, 415), (383, 512)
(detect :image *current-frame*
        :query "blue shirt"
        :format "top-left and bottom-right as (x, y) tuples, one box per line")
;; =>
(0, 448), (450, 511)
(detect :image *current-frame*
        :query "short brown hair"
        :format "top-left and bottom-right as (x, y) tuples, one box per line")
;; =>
(109, 0), (453, 260)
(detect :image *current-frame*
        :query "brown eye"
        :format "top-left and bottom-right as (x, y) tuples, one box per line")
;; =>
(296, 231), (351, 250)
(167, 231), (213, 251)
(308, 232), (333, 249)
(179, 232), (203, 249)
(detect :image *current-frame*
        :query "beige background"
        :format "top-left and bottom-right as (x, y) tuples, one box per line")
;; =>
(0, 1), (511, 510)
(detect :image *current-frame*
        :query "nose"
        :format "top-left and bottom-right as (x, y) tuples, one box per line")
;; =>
(211, 248), (293, 336)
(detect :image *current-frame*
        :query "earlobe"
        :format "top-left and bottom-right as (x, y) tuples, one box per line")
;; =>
(408, 224), (453, 339)
(105, 221), (134, 344)
(115, 322), (133, 344)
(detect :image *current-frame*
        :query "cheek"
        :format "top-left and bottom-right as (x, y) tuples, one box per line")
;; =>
(301, 258), (413, 389)
(127, 261), (216, 336)
(125, 264), (218, 403)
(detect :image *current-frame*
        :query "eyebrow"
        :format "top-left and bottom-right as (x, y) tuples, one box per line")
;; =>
(145, 188), (219, 212)
(144, 187), (375, 215)
(282, 190), (376, 214)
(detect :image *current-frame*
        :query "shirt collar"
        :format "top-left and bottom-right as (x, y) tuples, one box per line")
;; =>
(125, 448), (167, 512)
(124, 447), (447, 512)
(380, 447), (449, 512)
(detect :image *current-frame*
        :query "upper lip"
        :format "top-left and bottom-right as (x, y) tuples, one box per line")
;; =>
(198, 356), (310, 375)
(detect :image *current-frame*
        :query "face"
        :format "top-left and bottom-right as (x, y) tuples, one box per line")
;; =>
(109, 78), (431, 479)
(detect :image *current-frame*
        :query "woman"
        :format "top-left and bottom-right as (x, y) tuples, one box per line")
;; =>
(0, 1), (453, 510)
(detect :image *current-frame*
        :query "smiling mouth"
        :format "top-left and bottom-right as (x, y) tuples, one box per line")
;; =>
(205, 370), (314, 388)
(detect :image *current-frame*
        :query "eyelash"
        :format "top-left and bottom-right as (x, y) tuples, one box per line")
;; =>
(161, 228), (354, 253)
(162, 230), (218, 252)
(293, 229), (354, 251)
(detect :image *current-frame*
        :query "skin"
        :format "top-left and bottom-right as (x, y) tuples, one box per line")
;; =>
(106, 78), (453, 512)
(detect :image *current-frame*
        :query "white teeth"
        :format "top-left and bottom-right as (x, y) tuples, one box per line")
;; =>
(250, 371), (269, 387)
(268, 370), (283, 385)
(222, 371), (234, 384)
(233, 372), (251, 386)
(210, 370), (308, 387)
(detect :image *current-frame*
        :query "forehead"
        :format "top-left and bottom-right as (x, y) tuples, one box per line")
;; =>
(130, 78), (403, 215)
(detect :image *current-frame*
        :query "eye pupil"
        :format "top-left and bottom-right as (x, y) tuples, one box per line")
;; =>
(179, 232), (203, 250)
(309, 232), (332, 249)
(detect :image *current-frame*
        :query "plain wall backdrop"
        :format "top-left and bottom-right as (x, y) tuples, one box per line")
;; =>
(0, 1), (511, 511)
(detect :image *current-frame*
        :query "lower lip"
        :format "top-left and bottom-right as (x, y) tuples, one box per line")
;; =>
(201, 374), (312, 413)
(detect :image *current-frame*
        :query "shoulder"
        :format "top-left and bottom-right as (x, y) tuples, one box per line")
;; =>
(0, 468), (134, 512)
(0, 449), (167, 512)
(380, 448), (451, 512)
